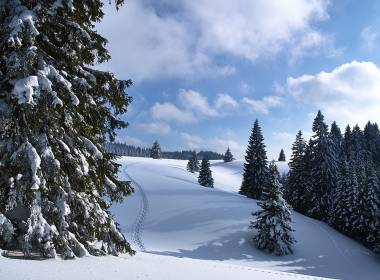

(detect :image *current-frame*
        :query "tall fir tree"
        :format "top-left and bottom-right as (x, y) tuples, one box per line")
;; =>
(0, 0), (134, 258)
(308, 111), (338, 221)
(278, 149), (286, 161)
(250, 161), (295, 256)
(198, 158), (214, 188)
(186, 150), (199, 173)
(223, 147), (234, 162)
(240, 119), (268, 199)
(284, 131), (307, 212)
(150, 141), (162, 159)
(327, 121), (343, 223)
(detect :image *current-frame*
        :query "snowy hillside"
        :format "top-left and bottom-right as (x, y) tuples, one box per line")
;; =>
(112, 157), (380, 280)
(2, 157), (380, 280)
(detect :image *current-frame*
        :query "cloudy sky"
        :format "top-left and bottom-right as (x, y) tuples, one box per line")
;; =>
(97, 0), (380, 159)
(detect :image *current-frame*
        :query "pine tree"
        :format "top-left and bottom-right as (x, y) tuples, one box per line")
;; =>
(198, 158), (214, 188)
(308, 111), (338, 221)
(363, 164), (380, 248)
(250, 161), (295, 256)
(285, 131), (307, 212)
(240, 119), (268, 199)
(0, 0), (134, 258)
(150, 141), (162, 159)
(278, 149), (286, 161)
(223, 147), (234, 162)
(331, 156), (353, 232)
(187, 150), (199, 173)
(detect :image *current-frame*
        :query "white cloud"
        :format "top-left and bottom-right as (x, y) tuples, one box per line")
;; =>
(242, 95), (284, 114)
(151, 102), (195, 124)
(178, 89), (219, 117)
(287, 60), (380, 126)
(99, 0), (332, 81)
(214, 93), (239, 110)
(239, 81), (253, 94)
(180, 132), (245, 158)
(137, 122), (172, 134)
(273, 81), (285, 94)
(361, 26), (379, 50)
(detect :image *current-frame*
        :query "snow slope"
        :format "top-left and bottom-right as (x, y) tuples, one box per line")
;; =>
(111, 157), (380, 280)
(2, 157), (379, 280)
(0, 251), (327, 280)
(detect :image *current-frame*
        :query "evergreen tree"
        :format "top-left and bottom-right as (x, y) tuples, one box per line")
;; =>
(198, 158), (214, 188)
(308, 111), (338, 221)
(250, 162), (295, 256)
(327, 121), (343, 223)
(0, 0), (133, 258)
(278, 149), (286, 161)
(363, 164), (380, 248)
(186, 150), (199, 173)
(331, 156), (353, 233)
(223, 147), (234, 162)
(150, 141), (162, 159)
(364, 122), (380, 169)
(285, 131), (307, 212)
(240, 120), (268, 199)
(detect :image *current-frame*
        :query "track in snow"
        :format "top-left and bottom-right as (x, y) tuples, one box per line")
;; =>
(126, 171), (149, 252)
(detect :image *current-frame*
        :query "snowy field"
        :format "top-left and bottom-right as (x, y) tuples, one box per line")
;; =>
(2, 157), (380, 280)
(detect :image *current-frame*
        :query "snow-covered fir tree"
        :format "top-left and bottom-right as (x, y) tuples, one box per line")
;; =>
(278, 149), (286, 161)
(240, 119), (268, 199)
(150, 141), (162, 159)
(284, 131), (307, 212)
(308, 111), (338, 221)
(223, 147), (234, 162)
(198, 158), (214, 188)
(0, 0), (134, 258)
(186, 150), (199, 173)
(364, 122), (380, 169)
(250, 161), (295, 256)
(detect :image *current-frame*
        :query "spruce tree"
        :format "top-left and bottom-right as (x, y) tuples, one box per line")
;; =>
(250, 161), (295, 256)
(308, 111), (338, 221)
(150, 141), (162, 159)
(187, 150), (199, 173)
(223, 147), (234, 162)
(278, 149), (286, 161)
(0, 0), (134, 258)
(240, 119), (268, 199)
(198, 158), (214, 188)
(285, 131), (307, 212)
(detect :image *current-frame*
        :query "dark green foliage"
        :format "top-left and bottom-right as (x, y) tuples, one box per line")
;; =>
(284, 131), (308, 212)
(198, 158), (214, 188)
(307, 111), (338, 221)
(240, 119), (268, 199)
(0, 0), (134, 257)
(284, 110), (380, 254)
(187, 150), (199, 173)
(278, 149), (286, 161)
(150, 141), (162, 159)
(250, 162), (295, 256)
(223, 147), (234, 162)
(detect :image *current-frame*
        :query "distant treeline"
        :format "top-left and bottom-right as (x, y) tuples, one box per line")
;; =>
(104, 142), (224, 160)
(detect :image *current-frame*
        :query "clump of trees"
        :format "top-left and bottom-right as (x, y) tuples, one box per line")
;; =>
(284, 110), (380, 253)
(187, 151), (199, 173)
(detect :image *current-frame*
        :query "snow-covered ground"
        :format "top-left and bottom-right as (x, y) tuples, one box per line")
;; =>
(112, 157), (380, 280)
(2, 157), (380, 280)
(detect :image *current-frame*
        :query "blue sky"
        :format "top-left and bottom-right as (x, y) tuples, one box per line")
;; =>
(97, 0), (380, 159)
